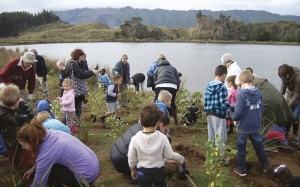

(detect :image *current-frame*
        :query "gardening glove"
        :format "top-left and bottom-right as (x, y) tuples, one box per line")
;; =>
(43, 77), (47, 82)
(27, 94), (33, 101)
(0, 83), (5, 90)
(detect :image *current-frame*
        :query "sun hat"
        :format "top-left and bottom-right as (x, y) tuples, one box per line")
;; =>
(121, 54), (128, 59)
(21, 52), (38, 63)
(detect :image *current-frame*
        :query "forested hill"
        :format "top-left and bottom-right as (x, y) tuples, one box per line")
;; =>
(0, 10), (61, 37)
(54, 6), (300, 28)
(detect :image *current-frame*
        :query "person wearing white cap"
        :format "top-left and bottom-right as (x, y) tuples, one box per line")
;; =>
(0, 51), (37, 100)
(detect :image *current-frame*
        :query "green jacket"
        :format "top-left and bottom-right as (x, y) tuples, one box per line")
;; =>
(0, 100), (34, 150)
(254, 78), (295, 127)
(280, 66), (300, 109)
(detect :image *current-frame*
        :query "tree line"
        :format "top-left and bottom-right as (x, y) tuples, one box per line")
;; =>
(117, 11), (300, 42)
(196, 11), (300, 42)
(0, 10), (61, 37)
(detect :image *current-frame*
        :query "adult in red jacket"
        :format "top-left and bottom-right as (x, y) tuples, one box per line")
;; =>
(0, 52), (37, 100)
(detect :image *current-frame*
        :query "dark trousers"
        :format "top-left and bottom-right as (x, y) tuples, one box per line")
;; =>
(47, 164), (93, 187)
(137, 167), (167, 187)
(75, 95), (84, 118)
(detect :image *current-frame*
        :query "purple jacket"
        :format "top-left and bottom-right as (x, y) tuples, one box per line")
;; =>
(32, 130), (99, 187)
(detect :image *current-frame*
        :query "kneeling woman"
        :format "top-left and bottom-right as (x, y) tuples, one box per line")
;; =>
(17, 119), (99, 187)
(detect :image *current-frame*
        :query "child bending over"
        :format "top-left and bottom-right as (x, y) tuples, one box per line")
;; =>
(266, 164), (300, 187)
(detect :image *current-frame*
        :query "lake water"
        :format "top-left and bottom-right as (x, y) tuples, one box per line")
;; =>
(3, 43), (300, 94)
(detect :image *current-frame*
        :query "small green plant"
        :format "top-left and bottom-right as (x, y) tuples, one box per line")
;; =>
(50, 99), (63, 119)
(104, 117), (129, 140)
(88, 87), (106, 116)
(204, 134), (237, 187)
(80, 118), (94, 145)
(129, 94), (140, 111)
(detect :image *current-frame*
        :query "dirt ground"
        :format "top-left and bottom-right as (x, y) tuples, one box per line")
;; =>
(1, 98), (300, 187)
(86, 118), (300, 187)
(1, 117), (300, 187)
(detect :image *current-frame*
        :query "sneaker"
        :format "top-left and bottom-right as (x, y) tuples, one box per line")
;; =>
(263, 166), (270, 173)
(292, 135), (299, 146)
(234, 168), (246, 176)
(265, 147), (278, 152)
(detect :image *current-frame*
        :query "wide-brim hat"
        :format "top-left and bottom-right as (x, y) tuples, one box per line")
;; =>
(121, 54), (128, 59)
(21, 52), (38, 63)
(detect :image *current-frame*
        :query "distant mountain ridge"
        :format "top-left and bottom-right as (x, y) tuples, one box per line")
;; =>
(53, 6), (300, 28)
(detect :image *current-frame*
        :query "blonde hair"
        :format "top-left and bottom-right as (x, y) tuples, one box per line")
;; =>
(157, 54), (166, 61)
(0, 84), (20, 106)
(56, 60), (65, 67)
(16, 119), (46, 158)
(158, 90), (172, 103)
(239, 70), (253, 84)
(63, 78), (74, 89)
(37, 111), (51, 122)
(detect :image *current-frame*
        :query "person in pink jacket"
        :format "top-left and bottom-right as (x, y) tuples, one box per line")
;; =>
(57, 78), (76, 132)
(226, 75), (239, 134)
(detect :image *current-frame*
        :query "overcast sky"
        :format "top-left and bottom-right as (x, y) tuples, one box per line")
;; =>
(1, 0), (300, 16)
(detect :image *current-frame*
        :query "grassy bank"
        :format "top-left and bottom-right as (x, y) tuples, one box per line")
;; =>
(0, 48), (300, 187)
(0, 22), (299, 46)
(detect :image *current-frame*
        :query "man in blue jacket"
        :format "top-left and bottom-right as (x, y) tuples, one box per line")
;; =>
(112, 54), (130, 107)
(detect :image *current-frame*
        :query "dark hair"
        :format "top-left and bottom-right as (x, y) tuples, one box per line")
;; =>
(245, 67), (253, 74)
(114, 74), (123, 81)
(215, 65), (227, 77)
(266, 164), (294, 187)
(70, 49), (86, 61)
(140, 103), (161, 127)
(178, 72), (182, 77)
(159, 114), (170, 126)
(226, 75), (237, 89)
(101, 68), (106, 72)
(278, 64), (293, 79)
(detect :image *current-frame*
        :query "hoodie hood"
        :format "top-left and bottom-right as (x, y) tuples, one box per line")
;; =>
(155, 100), (168, 113)
(36, 100), (55, 119)
(158, 60), (171, 67)
(135, 131), (163, 155)
(240, 86), (261, 104)
(206, 80), (224, 94)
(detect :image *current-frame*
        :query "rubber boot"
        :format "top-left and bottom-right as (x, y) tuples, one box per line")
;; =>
(227, 124), (234, 134)
(285, 120), (292, 137)
(99, 114), (106, 124)
(172, 110), (178, 129)
(292, 121), (299, 145)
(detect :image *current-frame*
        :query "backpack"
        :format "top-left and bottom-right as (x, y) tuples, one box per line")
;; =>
(184, 106), (202, 125)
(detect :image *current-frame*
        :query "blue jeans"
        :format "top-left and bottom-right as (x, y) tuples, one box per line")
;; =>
(293, 104), (300, 122)
(236, 132), (269, 171)
(137, 167), (167, 187)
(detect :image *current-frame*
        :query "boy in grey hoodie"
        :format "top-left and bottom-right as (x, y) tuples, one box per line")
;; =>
(232, 70), (269, 176)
